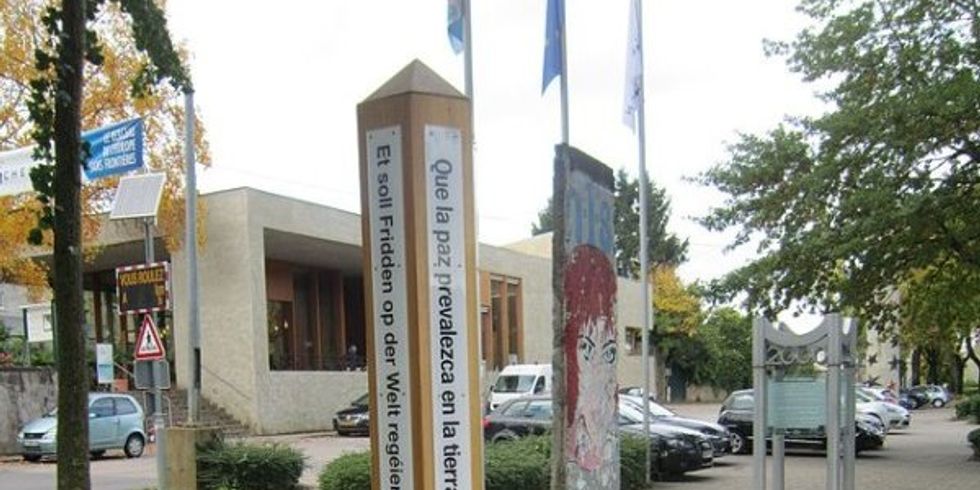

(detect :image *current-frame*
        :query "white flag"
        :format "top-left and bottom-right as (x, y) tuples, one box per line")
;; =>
(623, 0), (642, 130)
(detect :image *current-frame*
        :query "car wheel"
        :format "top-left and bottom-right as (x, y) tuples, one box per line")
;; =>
(932, 398), (945, 408)
(90, 450), (106, 459)
(730, 431), (749, 455)
(492, 430), (519, 444)
(23, 454), (41, 463)
(124, 434), (145, 458)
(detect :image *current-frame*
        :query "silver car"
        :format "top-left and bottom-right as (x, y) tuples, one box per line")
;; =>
(17, 393), (147, 461)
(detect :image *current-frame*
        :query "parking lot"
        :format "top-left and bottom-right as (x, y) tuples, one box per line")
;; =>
(659, 404), (980, 489)
(0, 405), (976, 489)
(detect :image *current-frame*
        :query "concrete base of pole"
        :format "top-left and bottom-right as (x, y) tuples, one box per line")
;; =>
(164, 426), (220, 489)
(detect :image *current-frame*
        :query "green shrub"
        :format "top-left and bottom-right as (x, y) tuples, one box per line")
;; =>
(318, 451), (371, 490)
(484, 435), (551, 490)
(955, 395), (980, 423)
(317, 434), (652, 490)
(197, 439), (306, 490)
(619, 435), (651, 490)
(969, 428), (980, 458)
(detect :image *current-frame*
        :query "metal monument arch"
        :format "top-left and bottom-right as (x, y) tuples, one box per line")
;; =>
(752, 314), (857, 490)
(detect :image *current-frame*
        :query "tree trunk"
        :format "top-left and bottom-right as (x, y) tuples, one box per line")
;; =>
(953, 355), (966, 394)
(54, 1), (90, 489)
(910, 349), (921, 386)
(926, 348), (940, 385)
(967, 334), (980, 381)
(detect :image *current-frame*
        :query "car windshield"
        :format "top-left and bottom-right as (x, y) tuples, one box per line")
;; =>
(494, 375), (537, 393)
(352, 393), (370, 406)
(618, 402), (645, 424)
(855, 391), (873, 403)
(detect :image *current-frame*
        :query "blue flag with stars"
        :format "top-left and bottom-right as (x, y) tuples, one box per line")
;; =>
(542, 0), (564, 94)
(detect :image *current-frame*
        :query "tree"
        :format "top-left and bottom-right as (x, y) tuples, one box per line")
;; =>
(697, 1), (980, 344)
(700, 307), (753, 393)
(21, 1), (195, 487)
(0, 0), (210, 295)
(531, 169), (688, 278)
(650, 266), (702, 398)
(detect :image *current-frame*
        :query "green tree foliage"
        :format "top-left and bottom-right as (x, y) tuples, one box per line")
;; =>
(25, 1), (191, 488)
(699, 307), (753, 393)
(697, 0), (980, 341)
(531, 169), (688, 278)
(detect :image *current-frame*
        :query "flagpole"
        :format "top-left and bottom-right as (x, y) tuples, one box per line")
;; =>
(463, 0), (474, 110)
(633, 0), (654, 484)
(559, 1), (569, 145)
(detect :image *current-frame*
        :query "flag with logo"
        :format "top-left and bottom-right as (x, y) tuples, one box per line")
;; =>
(623, 0), (642, 130)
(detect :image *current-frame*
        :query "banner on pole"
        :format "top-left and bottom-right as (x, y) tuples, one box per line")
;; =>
(0, 147), (36, 196)
(82, 118), (144, 180)
(0, 118), (144, 197)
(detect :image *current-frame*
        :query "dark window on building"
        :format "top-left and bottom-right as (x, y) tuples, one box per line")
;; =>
(267, 300), (293, 370)
(265, 260), (365, 371)
(482, 273), (523, 372)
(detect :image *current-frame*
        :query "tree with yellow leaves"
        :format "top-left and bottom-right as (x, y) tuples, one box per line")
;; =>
(0, 0), (209, 295)
(3, 1), (208, 487)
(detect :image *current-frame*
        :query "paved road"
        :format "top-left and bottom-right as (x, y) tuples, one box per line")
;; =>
(0, 447), (156, 490)
(1, 406), (976, 489)
(660, 404), (980, 489)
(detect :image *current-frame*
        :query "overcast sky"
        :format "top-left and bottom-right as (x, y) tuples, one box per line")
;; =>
(164, 0), (826, 292)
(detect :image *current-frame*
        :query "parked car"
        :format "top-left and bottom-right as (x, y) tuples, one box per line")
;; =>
(717, 389), (886, 455)
(620, 394), (732, 457)
(618, 386), (658, 401)
(483, 395), (713, 476)
(17, 393), (146, 461)
(898, 388), (929, 409)
(332, 393), (370, 436)
(909, 385), (952, 408)
(487, 364), (552, 412)
(855, 388), (911, 429)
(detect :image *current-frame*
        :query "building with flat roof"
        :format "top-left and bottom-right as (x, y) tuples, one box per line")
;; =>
(34, 187), (653, 434)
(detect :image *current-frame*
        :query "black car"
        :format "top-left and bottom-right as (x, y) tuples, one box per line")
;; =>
(620, 394), (732, 457)
(717, 389), (886, 455)
(332, 393), (370, 436)
(483, 395), (713, 477)
(904, 386), (941, 409)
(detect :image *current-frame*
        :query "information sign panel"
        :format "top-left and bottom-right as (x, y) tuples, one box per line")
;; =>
(96, 343), (114, 384)
(767, 377), (826, 431)
(366, 126), (415, 489)
(116, 262), (170, 314)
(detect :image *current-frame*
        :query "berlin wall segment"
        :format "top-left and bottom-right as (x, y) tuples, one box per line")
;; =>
(552, 145), (620, 490)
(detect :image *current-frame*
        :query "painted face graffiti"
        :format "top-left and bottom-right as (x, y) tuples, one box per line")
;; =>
(563, 244), (618, 482)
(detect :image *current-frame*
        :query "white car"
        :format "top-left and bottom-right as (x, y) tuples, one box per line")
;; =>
(856, 389), (910, 429)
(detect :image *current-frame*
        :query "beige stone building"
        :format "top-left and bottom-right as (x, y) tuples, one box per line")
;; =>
(67, 187), (652, 434)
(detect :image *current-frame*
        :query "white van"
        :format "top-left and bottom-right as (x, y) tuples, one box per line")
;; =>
(488, 364), (552, 412)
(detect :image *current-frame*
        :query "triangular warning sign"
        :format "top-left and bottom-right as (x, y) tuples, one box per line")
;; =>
(134, 315), (166, 361)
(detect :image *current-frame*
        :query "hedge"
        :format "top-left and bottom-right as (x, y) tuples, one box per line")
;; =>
(955, 395), (980, 424)
(319, 434), (652, 490)
(197, 439), (306, 490)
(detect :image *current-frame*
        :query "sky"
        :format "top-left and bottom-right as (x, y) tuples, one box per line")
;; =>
(164, 0), (826, 295)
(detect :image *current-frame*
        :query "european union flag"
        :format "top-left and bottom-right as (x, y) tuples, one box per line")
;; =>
(542, 0), (564, 94)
